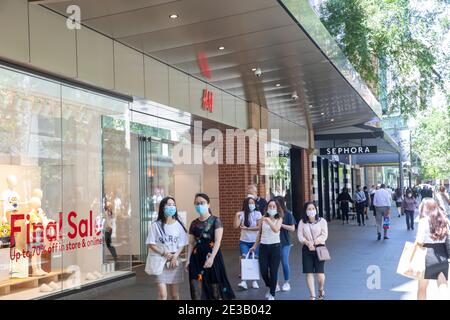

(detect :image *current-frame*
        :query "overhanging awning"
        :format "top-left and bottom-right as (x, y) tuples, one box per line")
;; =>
(35, 0), (382, 132)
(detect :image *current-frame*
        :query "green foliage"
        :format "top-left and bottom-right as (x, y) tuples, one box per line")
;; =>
(412, 105), (450, 179)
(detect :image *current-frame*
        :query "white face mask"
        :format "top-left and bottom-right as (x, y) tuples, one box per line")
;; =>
(307, 210), (316, 218)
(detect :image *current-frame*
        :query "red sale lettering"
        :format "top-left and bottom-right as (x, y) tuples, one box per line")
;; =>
(68, 211), (78, 239)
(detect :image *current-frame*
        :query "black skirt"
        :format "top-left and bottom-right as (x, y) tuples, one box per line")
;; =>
(302, 245), (325, 274)
(423, 243), (449, 280)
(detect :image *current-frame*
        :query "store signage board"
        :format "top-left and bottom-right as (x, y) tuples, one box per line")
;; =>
(320, 146), (377, 155)
(202, 89), (213, 112)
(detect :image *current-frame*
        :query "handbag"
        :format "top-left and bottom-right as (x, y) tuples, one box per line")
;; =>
(241, 252), (260, 281)
(145, 221), (168, 276)
(307, 221), (331, 261)
(397, 241), (426, 280)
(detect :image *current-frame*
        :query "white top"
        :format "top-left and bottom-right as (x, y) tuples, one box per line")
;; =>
(146, 220), (188, 253)
(373, 188), (392, 207)
(238, 210), (262, 243)
(260, 220), (281, 245)
(2, 189), (20, 212)
(297, 218), (328, 245)
(104, 210), (115, 230)
(416, 217), (448, 244)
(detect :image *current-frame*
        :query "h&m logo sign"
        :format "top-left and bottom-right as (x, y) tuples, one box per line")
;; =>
(202, 89), (213, 112)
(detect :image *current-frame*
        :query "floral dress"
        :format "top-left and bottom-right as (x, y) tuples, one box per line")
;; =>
(188, 215), (235, 300)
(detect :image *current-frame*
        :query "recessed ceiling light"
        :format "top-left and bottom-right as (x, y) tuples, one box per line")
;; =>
(218, 46), (225, 50)
(251, 68), (257, 72)
(331, 118), (335, 122)
(321, 112), (325, 116)
(169, 14), (179, 19)
(275, 83), (281, 87)
(309, 105), (313, 108)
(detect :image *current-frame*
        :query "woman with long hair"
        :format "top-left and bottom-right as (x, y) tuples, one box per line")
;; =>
(234, 196), (262, 290)
(297, 202), (328, 300)
(249, 199), (283, 300)
(187, 193), (235, 300)
(146, 196), (188, 300)
(416, 198), (450, 300)
(394, 188), (404, 218)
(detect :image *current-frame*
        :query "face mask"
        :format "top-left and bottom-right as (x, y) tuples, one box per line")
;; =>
(195, 204), (208, 216)
(267, 209), (277, 217)
(164, 205), (176, 217)
(307, 210), (316, 218)
(248, 204), (256, 211)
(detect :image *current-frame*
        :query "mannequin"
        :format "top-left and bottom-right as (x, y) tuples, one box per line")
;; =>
(1, 175), (20, 225)
(28, 197), (48, 276)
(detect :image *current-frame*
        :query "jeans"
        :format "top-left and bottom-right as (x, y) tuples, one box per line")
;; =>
(259, 243), (281, 296)
(280, 245), (292, 281)
(240, 241), (259, 258)
(105, 230), (118, 259)
(405, 210), (415, 230)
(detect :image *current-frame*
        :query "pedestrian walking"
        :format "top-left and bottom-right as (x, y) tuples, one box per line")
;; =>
(146, 196), (188, 300)
(234, 196), (262, 290)
(337, 188), (353, 224)
(415, 198), (449, 300)
(249, 199), (283, 300)
(394, 188), (404, 217)
(297, 202), (328, 300)
(354, 185), (367, 226)
(373, 184), (392, 240)
(103, 202), (118, 265)
(363, 186), (370, 220)
(369, 185), (378, 217)
(274, 196), (296, 292)
(247, 184), (268, 213)
(401, 189), (418, 231)
(187, 193), (235, 300)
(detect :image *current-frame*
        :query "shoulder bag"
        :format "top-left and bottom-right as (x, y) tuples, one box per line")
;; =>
(307, 220), (331, 261)
(145, 221), (168, 276)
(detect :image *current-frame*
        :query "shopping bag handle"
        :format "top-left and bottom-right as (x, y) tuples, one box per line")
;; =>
(245, 251), (256, 259)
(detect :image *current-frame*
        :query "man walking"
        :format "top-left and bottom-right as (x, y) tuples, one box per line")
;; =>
(373, 184), (392, 241)
(354, 185), (367, 226)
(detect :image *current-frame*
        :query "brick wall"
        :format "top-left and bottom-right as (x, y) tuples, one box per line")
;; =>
(218, 133), (266, 249)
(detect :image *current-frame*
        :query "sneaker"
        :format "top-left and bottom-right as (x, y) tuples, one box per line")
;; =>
(48, 281), (60, 291)
(282, 282), (291, 291)
(85, 273), (97, 281)
(39, 284), (54, 292)
(238, 281), (248, 290)
(252, 281), (259, 289)
(267, 294), (275, 300)
(265, 290), (271, 299)
(377, 233), (381, 241)
(384, 236), (390, 240)
(275, 284), (281, 292)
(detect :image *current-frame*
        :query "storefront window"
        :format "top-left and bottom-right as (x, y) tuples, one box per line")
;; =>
(0, 65), (131, 299)
(265, 142), (292, 211)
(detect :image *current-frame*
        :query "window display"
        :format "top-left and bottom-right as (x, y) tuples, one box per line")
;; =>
(0, 65), (131, 299)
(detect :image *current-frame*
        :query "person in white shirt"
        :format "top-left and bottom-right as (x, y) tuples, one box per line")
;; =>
(297, 202), (328, 300)
(234, 196), (262, 290)
(146, 196), (188, 300)
(249, 199), (283, 300)
(373, 184), (392, 240)
(415, 198), (449, 300)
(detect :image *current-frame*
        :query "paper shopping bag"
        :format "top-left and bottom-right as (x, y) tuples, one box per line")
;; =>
(241, 252), (260, 281)
(396, 241), (426, 280)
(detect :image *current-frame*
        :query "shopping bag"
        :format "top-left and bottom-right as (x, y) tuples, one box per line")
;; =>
(383, 216), (390, 230)
(396, 241), (426, 280)
(241, 252), (260, 281)
(145, 245), (167, 276)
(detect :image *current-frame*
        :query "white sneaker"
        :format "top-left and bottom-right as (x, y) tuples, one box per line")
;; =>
(265, 290), (271, 299)
(252, 281), (259, 289)
(85, 272), (97, 281)
(39, 284), (54, 292)
(267, 294), (275, 300)
(237, 281), (248, 290)
(93, 271), (104, 279)
(48, 281), (60, 291)
(282, 282), (291, 291)
(275, 284), (281, 292)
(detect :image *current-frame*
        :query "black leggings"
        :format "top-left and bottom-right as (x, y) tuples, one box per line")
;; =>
(341, 209), (349, 222)
(105, 230), (118, 259)
(259, 243), (281, 296)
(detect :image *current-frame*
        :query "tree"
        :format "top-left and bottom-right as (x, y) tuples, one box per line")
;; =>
(411, 104), (450, 180)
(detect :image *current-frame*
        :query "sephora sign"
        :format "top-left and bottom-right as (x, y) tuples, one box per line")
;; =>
(320, 146), (377, 155)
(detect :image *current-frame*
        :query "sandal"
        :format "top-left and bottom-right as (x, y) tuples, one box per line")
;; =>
(318, 289), (325, 300)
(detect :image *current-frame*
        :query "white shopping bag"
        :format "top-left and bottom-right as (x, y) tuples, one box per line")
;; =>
(241, 252), (260, 281)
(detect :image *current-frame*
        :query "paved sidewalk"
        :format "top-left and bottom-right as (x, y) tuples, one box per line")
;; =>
(92, 206), (450, 300)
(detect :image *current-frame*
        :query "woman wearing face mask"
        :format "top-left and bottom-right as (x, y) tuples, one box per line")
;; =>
(186, 193), (235, 300)
(297, 202), (328, 300)
(249, 199), (283, 300)
(146, 196), (188, 300)
(401, 189), (419, 231)
(234, 196), (262, 290)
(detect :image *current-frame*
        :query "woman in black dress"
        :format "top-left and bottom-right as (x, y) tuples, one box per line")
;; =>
(186, 193), (235, 300)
